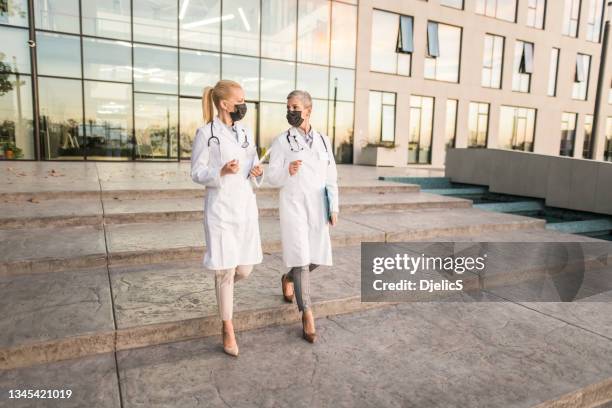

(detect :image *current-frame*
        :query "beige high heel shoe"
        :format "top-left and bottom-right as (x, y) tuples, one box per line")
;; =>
(302, 310), (317, 343)
(222, 325), (239, 357)
(281, 273), (294, 303)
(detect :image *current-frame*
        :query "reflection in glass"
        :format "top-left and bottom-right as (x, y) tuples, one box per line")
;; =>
(371, 10), (411, 76)
(560, 112), (577, 157)
(328, 101), (354, 163)
(259, 102), (286, 152)
(331, 1), (357, 68)
(0, 74), (34, 159)
(133, 0), (178, 46)
(221, 54), (259, 100)
(36, 32), (81, 78)
(445, 99), (458, 149)
(562, 0), (581, 37)
(424, 23), (461, 83)
(261, 59), (295, 103)
(82, 0), (131, 40)
(262, 0), (297, 61)
(38, 77), (83, 160)
(180, 50), (220, 97)
(475, 0), (517, 22)
(329, 68), (354, 102)
(468, 102), (489, 148)
(368, 91), (395, 144)
(586, 0), (604, 41)
(498, 106), (536, 151)
(297, 64), (328, 99)
(83, 38), (132, 82)
(179, 97), (203, 159)
(0, 27), (31, 74)
(310, 99), (328, 136)
(482, 34), (503, 88)
(583, 115), (593, 159)
(134, 93), (178, 159)
(605, 117), (612, 162)
(179, 0), (220, 51)
(572, 53), (591, 100)
(84, 81), (132, 160)
(0, 0), (28, 27)
(297, 0), (330, 65)
(512, 41), (532, 93)
(133, 44), (178, 94)
(222, 0), (260, 56)
(35, 0), (79, 33)
(408, 95), (434, 164)
(548, 48), (560, 96)
(526, 0), (546, 29)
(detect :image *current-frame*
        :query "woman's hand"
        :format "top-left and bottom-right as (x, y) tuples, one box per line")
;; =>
(250, 164), (263, 178)
(288, 160), (302, 176)
(221, 159), (240, 176)
(330, 212), (338, 227)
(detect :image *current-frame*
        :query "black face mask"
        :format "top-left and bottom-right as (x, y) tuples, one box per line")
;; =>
(286, 110), (304, 127)
(229, 103), (247, 122)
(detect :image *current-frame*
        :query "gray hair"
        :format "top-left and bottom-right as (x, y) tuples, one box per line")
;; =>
(286, 90), (312, 108)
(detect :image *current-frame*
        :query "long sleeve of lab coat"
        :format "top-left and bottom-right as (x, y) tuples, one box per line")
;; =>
(190, 127), (223, 188)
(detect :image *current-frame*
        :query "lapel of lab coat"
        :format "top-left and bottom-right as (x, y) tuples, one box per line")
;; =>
(213, 117), (240, 147)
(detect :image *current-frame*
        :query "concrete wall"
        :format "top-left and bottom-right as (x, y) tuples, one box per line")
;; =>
(445, 148), (612, 215)
(353, 0), (612, 167)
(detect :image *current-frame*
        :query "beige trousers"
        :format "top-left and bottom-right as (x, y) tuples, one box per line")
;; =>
(214, 265), (253, 321)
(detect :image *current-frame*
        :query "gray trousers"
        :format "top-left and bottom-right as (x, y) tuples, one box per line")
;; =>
(287, 264), (319, 311)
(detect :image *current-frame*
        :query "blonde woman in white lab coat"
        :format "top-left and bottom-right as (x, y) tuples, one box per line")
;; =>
(266, 90), (340, 343)
(190, 80), (264, 356)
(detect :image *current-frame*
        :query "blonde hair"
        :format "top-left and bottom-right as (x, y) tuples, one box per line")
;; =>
(202, 80), (243, 123)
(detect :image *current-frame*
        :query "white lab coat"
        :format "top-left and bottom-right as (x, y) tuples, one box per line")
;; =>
(190, 117), (263, 271)
(266, 127), (339, 268)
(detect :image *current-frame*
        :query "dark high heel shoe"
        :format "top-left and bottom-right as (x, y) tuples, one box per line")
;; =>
(281, 273), (294, 303)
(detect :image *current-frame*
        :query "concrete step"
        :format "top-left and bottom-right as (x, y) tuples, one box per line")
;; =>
(2, 230), (609, 371)
(0, 191), (470, 229)
(0, 208), (545, 277)
(1, 292), (611, 407)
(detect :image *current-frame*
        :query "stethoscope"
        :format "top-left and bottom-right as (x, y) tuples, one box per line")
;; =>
(286, 130), (328, 153)
(208, 121), (249, 149)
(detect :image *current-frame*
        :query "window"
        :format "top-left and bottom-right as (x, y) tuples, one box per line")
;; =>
(0, 0), (28, 27)
(221, 54), (260, 100)
(482, 34), (504, 88)
(548, 48), (560, 96)
(34, 0), (79, 33)
(297, 64), (329, 99)
(526, 0), (546, 29)
(179, 98), (201, 158)
(331, 1), (357, 68)
(560, 112), (577, 157)
(408, 95), (434, 164)
(0, 27), (31, 74)
(424, 22), (461, 83)
(134, 93), (178, 159)
(298, 0), (330, 65)
(512, 41), (533, 93)
(179, 0), (221, 51)
(36, 32), (81, 78)
(83, 38), (132, 83)
(260, 60), (296, 102)
(133, 44), (178, 94)
(445, 99), (458, 149)
(370, 10), (412, 76)
(179, 50), (220, 97)
(499, 106), (536, 152)
(441, 0), (464, 9)
(84, 81), (133, 159)
(605, 117), (612, 161)
(583, 115), (593, 159)
(475, 0), (517, 22)
(329, 68), (355, 102)
(368, 91), (396, 144)
(222, 0), (260, 57)
(0, 75), (34, 159)
(468, 102), (489, 148)
(82, 0), (131, 40)
(328, 101), (355, 162)
(562, 0), (581, 37)
(586, 0), (604, 41)
(133, 0), (178, 46)
(572, 53), (591, 100)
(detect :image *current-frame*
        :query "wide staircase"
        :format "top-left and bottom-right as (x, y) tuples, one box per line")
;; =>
(1, 163), (611, 407)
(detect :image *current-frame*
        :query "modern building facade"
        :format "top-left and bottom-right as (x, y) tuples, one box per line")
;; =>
(1, 0), (611, 165)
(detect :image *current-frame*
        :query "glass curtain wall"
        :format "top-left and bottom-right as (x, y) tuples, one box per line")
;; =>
(1, 0), (357, 162)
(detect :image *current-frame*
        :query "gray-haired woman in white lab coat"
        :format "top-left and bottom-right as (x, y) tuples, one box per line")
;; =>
(266, 90), (339, 343)
(191, 80), (264, 357)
